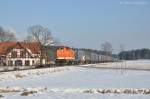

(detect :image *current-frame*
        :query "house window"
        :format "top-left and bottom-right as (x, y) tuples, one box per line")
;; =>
(15, 60), (22, 66)
(25, 60), (30, 66)
(32, 60), (35, 65)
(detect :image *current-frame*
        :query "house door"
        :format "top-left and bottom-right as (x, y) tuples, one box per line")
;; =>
(15, 60), (22, 66)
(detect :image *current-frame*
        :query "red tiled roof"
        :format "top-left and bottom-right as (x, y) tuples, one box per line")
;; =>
(0, 42), (40, 55)
(20, 42), (40, 54)
(0, 42), (16, 55)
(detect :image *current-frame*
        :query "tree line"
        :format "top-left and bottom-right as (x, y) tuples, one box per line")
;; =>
(118, 48), (150, 60)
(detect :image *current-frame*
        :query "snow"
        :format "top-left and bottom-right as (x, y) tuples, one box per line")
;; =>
(0, 66), (71, 81)
(0, 60), (150, 98)
(80, 60), (150, 70)
(1, 66), (150, 88)
(0, 87), (150, 99)
(1, 91), (150, 99)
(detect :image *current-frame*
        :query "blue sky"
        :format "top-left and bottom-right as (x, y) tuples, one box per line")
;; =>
(0, 0), (150, 51)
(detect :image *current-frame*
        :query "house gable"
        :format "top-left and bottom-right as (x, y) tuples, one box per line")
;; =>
(6, 42), (33, 58)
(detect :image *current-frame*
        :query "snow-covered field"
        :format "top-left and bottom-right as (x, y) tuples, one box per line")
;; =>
(81, 60), (150, 70)
(0, 66), (71, 81)
(0, 60), (150, 99)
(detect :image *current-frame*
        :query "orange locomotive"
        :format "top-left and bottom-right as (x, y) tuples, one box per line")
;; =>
(55, 46), (75, 65)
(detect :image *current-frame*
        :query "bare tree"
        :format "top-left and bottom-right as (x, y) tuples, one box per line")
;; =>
(27, 25), (53, 66)
(101, 41), (112, 55)
(101, 41), (113, 62)
(0, 26), (17, 42)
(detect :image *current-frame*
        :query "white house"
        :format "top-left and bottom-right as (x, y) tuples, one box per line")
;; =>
(0, 42), (43, 66)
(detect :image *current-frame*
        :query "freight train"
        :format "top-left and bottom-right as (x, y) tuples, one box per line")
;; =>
(74, 48), (113, 64)
(45, 46), (113, 65)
